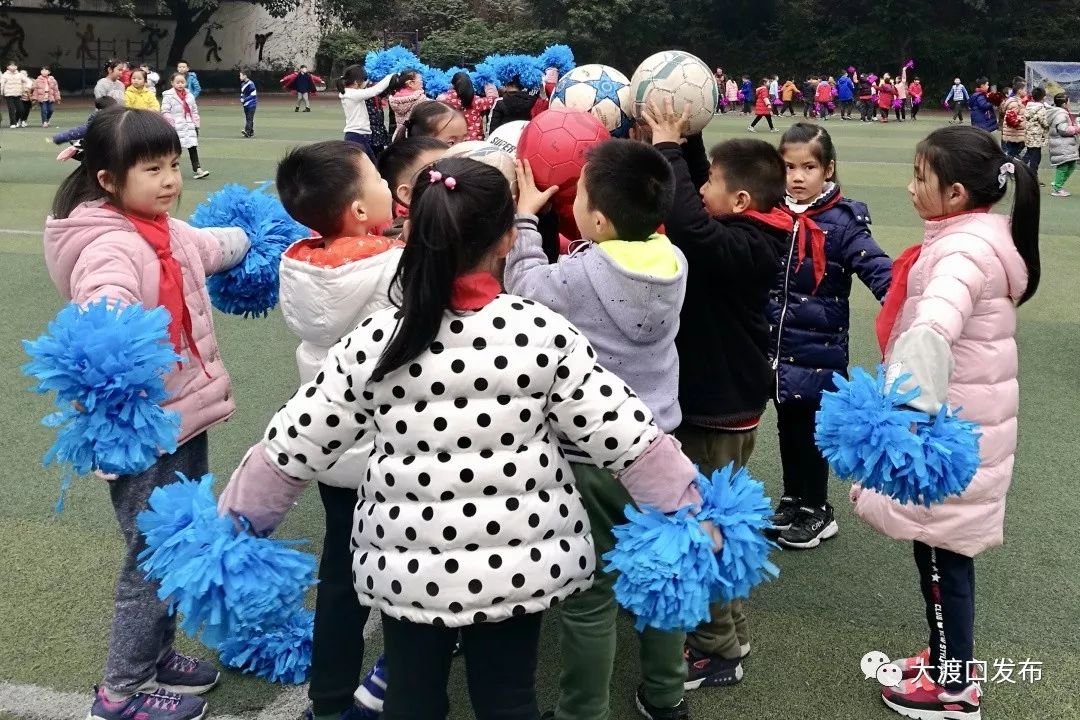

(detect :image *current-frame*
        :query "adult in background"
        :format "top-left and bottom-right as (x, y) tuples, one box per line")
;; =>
(714, 67), (727, 112)
(94, 60), (125, 104)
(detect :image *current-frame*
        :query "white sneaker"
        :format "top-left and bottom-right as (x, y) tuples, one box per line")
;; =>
(1051, 189), (1070, 197)
(20, 120), (27, 128)
(747, 126), (757, 133)
(193, 169), (210, 179)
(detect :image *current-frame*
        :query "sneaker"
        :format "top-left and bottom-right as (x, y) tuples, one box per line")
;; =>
(897, 648), (932, 680)
(1051, 189), (1070, 197)
(777, 503), (839, 549)
(88, 686), (206, 720)
(155, 650), (220, 694)
(43, 122), (49, 128)
(747, 126), (757, 133)
(770, 128), (780, 133)
(881, 674), (981, 720)
(193, 169), (210, 179)
(354, 655), (386, 712)
(20, 120), (27, 127)
(766, 496), (801, 533)
(683, 646), (744, 690)
(304, 107), (312, 112)
(739, 642), (751, 659)
(634, 686), (689, 720)
(295, 106), (300, 112)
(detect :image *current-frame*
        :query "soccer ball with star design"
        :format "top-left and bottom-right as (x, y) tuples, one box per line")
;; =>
(549, 64), (633, 137)
(629, 50), (719, 135)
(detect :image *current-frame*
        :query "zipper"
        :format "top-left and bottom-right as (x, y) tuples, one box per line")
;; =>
(773, 219), (799, 402)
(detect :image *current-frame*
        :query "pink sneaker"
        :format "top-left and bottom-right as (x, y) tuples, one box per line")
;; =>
(881, 673), (981, 720)
(897, 648), (932, 680)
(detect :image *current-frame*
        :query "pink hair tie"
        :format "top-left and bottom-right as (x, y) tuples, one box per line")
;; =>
(428, 169), (443, 183)
(444, 177), (457, 190)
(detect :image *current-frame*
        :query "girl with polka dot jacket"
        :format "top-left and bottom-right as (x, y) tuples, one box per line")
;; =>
(221, 157), (703, 719)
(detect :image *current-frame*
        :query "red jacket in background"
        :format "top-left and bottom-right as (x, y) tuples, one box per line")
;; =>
(754, 85), (770, 115)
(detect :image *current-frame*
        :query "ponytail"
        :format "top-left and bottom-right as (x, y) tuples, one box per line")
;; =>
(451, 71), (475, 109)
(373, 158), (514, 377)
(1008, 160), (1040, 305)
(337, 64), (366, 94)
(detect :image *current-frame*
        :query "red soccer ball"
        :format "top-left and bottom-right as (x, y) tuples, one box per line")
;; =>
(516, 109), (608, 239)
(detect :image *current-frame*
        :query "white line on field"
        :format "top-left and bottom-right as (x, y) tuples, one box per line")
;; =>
(0, 229), (41, 236)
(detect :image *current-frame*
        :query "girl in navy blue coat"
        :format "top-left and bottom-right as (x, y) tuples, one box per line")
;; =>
(768, 123), (892, 549)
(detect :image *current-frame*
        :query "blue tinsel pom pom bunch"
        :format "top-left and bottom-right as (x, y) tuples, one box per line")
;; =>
(362, 44), (574, 94)
(23, 301), (182, 508)
(538, 44), (576, 76)
(603, 466), (779, 631)
(189, 184), (309, 318)
(137, 473), (317, 681)
(815, 365), (982, 506)
(364, 45), (421, 82)
(217, 608), (314, 684)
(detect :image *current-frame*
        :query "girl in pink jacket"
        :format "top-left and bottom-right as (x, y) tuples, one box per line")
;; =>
(42, 106), (250, 720)
(858, 125), (1040, 720)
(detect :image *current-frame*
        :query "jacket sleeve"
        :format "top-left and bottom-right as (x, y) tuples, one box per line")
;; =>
(190, 98), (201, 127)
(488, 100), (506, 132)
(474, 95), (496, 113)
(502, 214), (569, 316)
(53, 122), (89, 144)
(545, 325), (699, 512)
(160, 94), (176, 124)
(838, 207), (892, 302)
(188, 73), (201, 97)
(174, 219), (249, 275)
(69, 232), (145, 306)
(342, 74), (394, 102)
(680, 133), (710, 189)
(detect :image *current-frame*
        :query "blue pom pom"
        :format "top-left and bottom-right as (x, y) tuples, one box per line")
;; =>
(603, 505), (720, 632)
(538, 45), (575, 75)
(816, 367), (925, 484)
(218, 609), (313, 684)
(470, 61), (498, 92)
(696, 465), (780, 602)
(189, 184), (309, 318)
(419, 64), (451, 98)
(136, 473), (317, 646)
(486, 54), (543, 92)
(22, 301), (181, 484)
(364, 46), (421, 82)
(893, 407), (981, 506)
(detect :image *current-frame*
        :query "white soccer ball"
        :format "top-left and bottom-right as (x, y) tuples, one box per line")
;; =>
(629, 50), (719, 134)
(443, 140), (518, 196)
(487, 120), (529, 156)
(549, 64), (632, 137)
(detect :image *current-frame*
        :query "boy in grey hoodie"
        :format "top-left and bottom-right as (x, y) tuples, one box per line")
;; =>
(505, 140), (691, 720)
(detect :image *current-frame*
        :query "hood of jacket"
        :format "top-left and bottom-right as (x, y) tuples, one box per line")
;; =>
(924, 213), (1028, 302)
(43, 200), (140, 297)
(499, 90), (537, 115)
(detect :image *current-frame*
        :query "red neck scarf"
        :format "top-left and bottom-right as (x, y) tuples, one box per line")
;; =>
(106, 205), (206, 373)
(174, 88), (193, 120)
(874, 207), (991, 356)
(741, 207), (797, 234)
(450, 272), (501, 311)
(779, 192), (841, 293)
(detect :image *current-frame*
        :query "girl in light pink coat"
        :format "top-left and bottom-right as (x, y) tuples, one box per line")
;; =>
(855, 125), (1041, 720)
(42, 106), (249, 720)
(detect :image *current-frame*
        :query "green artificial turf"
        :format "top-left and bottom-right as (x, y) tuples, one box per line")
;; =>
(0, 97), (1077, 718)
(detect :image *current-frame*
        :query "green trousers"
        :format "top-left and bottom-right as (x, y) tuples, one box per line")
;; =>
(1054, 160), (1077, 191)
(555, 464), (686, 719)
(674, 424), (757, 658)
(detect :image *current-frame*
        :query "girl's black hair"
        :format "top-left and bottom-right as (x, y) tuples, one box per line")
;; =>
(451, 71), (475, 109)
(169, 71), (185, 83)
(373, 157), (514, 377)
(376, 136), (450, 205)
(916, 125), (1040, 305)
(337, 64), (367, 94)
(403, 101), (460, 140)
(104, 59), (119, 74)
(51, 106), (181, 219)
(779, 122), (839, 183)
(387, 68), (420, 95)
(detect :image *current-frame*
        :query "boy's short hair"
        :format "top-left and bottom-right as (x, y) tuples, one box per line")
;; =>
(708, 139), (785, 212)
(94, 96), (118, 110)
(1031, 87), (1046, 101)
(583, 139), (674, 242)
(276, 140), (370, 236)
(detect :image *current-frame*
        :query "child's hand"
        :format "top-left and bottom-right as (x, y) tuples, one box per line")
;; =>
(642, 96), (691, 145)
(699, 519), (724, 551)
(515, 160), (559, 216)
(849, 484), (863, 504)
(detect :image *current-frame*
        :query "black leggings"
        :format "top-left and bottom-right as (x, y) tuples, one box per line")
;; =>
(381, 611), (543, 719)
(911, 101), (921, 120)
(776, 399), (829, 507)
(5, 96), (20, 125)
(187, 146), (200, 172)
(914, 542), (975, 690)
(750, 113), (774, 130)
(782, 100), (795, 116)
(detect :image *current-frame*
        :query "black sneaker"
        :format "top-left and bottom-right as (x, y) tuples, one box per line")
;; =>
(765, 496), (800, 537)
(635, 687), (689, 719)
(294, 106), (300, 112)
(683, 646), (744, 690)
(778, 503), (838, 549)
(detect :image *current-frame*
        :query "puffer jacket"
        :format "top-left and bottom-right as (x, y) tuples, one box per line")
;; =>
(278, 238), (403, 488)
(0, 69), (21, 97)
(489, 90), (537, 132)
(160, 88), (201, 148)
(856, 213), (1028, 557)
(31, 74), (60, 103)
(252, 294), (696, 626)
(1000, 95), (1026, 143)
(768, 184), (892, 404)
(42, 200), (247, 445)
(1046, 105), (1079, 166)
(754, 85), (770, 115)
(837, 75), (855, 102)
(1024, 101), (1050, 148)
(969, 90), (999, 132)
(389, 88), (425, 139)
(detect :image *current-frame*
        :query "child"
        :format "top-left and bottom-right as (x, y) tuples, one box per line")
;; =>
(645, 99), (790, 691)
(124, 69), (160, 111)
(1000, 80), (1028, 158)
(488, 76), (537, 132)
(505, 137), (691, 720)
(894, 68), (908, 122)
(161, 72), (209, 179)
(1023, 87), (1050, 176)
(175, 61), (200, 97)
(437, 71), (495, 141)
(337, 65), (396, 157)
(284, 64), (323, 112)
(376, 136), (450, 239)
(275, 140), (399, 720)
(400, 100), (467, 145)
(876, 75), (896, 123)
(219, 156), (703, 719)
(781, 77), (798, 116)
(388, 69), (426, 140)
(1047, 92), (1078, 197)
(815, 77), (834, 120)
(141, 64), (160, 95)
(239, 70), (257, 138)
(770, 123), (892, 549)
(969, 77), (998, 132)
(748, 78), (776, 133)
(908, 76), (923, 121)
(857, 124), (1040, 720)
(368, 96), (390, 157)
(43, 105), (250, 720)
(17, 69), (32, 126)
(945, 78), (969, 124)
(837, 71), (855, 119)
(2, 61), (21, 128)
(856, 74), (874, 122)
(52, 96), (117, 145)
(740, 75), (753, 115)
(95, 61), (126, 104)
(725, 78), (739, 111)
(32, 66), (60, 127)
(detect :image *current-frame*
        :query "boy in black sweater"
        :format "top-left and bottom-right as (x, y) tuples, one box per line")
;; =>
(643, 99), (790, 692)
